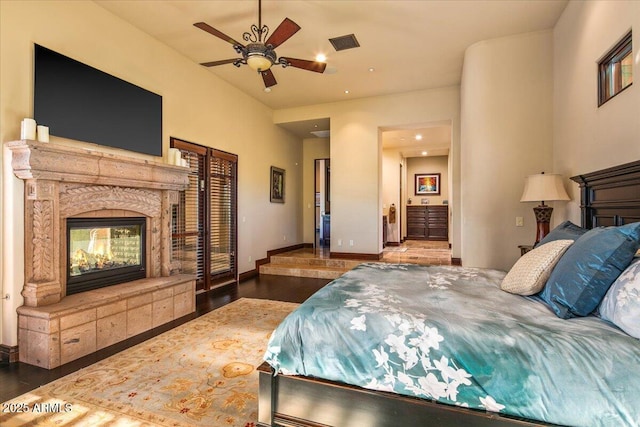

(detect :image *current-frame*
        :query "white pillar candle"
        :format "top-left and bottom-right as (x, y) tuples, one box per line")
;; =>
(21, 118), (37, 140)
(37, 125), (49, 142)
(167, 148), (181, 165)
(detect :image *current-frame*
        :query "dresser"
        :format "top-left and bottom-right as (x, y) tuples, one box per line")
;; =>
(406, 205), (448, 241)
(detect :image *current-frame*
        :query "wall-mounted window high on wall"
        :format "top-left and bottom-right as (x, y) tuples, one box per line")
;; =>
(598, 31), (632, 106)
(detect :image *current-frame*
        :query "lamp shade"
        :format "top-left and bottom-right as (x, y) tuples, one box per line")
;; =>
(520, 173), (570, 203)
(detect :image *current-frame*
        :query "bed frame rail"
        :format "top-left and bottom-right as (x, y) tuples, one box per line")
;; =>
(257, 363), (551, 427)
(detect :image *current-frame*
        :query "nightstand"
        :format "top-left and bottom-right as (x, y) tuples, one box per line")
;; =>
(518, 245), (533, 256)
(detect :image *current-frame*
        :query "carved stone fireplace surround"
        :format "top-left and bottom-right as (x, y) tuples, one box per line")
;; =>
(7, 140), (195, 368)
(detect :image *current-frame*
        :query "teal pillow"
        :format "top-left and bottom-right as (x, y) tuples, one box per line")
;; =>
(539, 222), (640, 319)
(535, 220), (587, 248)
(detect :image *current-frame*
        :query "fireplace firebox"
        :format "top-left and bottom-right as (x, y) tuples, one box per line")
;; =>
(67, 217), (147, 295)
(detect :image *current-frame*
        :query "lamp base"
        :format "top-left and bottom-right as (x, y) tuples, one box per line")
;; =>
(533, 205), (553, 245)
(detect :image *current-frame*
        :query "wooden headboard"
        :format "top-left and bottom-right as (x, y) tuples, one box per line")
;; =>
(570, 160), (640, 228)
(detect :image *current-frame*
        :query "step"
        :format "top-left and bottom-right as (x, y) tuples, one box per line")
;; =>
(269, 255), (362, 270)
(259, 262), (355, 280)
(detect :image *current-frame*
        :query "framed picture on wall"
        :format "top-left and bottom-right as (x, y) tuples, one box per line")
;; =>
(415, 173), (440, 195)
(270, 166), (285, 203)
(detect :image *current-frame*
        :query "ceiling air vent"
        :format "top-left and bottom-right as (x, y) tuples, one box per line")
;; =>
(329, 34), (360, 51)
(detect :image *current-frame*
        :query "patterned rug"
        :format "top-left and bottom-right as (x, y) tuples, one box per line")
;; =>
(1, 298), (298, 427)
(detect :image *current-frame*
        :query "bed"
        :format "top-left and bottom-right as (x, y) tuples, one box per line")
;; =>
(257, 160), (640, 427)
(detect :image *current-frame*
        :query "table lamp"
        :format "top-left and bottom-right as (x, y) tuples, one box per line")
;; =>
(520, 172), (570, 244)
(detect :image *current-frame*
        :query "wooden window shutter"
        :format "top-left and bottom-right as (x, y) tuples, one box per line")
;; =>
(170, 138), (237, 290)
(208, 149), (237, 282)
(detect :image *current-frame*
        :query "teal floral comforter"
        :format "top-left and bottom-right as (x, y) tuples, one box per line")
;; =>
(264, 263), (640, 427)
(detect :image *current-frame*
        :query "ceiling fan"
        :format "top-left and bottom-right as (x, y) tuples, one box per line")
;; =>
(194, 0), (327, 89)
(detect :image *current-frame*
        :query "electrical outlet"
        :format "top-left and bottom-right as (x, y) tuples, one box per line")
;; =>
(338, 239), (342, 246)
(516, 216), (524, 227)
(248, 255), (252, 262)
(283, 235), (287, 241)
(349, 240), (354, 246)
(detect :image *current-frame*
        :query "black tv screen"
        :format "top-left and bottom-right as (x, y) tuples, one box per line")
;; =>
(34, 44), (162, 156)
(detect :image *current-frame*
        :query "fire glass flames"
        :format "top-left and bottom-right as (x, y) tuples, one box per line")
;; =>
(67, 217), (146, 295)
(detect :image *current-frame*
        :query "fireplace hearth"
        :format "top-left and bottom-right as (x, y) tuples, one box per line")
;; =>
(67, 217), (147, 295)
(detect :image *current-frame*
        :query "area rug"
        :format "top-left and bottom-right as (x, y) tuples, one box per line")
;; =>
(1, 298), (299, 427)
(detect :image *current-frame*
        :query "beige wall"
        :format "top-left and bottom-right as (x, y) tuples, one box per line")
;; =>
(275, 87), (462, 257)
(407, 156), (449, 206)
(552, 0), (640, 223)
(0, 1), (303, 347)
(302, 138), (330, 244)
(461, 30), (554, 271)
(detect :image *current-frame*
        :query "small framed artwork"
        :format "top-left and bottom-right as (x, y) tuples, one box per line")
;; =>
(415, 173), (440, 195)
(270, 166), (285, 203)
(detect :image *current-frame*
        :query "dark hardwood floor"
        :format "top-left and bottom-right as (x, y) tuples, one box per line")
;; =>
(0, 274), (331, 403)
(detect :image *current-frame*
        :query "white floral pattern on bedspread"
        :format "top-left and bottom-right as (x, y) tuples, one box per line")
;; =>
(264, 263), (640, 427)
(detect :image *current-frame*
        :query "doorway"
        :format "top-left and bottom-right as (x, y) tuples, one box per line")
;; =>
(314, 159), (330, 248)
(380, 121), (452, 246)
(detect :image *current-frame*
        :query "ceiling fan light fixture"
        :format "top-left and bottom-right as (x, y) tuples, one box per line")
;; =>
(247, 54), (273, 72)
(195, 0), (333, 88)
(245, 42), (276, 72)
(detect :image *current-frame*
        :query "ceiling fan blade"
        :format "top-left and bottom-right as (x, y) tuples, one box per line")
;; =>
(281, 57), (327, 73)
(265, 18), (301, 48)
(200, 58), (240, 67)
(261, 69), (277, 88)
(194, 22), (245, 48)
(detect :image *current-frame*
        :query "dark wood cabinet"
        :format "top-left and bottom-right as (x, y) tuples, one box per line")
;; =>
(407, 206), (427, 239)
(406, 205), (448, 241)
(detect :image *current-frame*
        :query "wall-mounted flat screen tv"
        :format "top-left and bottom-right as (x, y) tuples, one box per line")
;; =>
(34, 44), (162, 156)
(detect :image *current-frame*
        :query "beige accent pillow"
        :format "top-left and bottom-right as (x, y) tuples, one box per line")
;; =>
(501, 239), (574, 296)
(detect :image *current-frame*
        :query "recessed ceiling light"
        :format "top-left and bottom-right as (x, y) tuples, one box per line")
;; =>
(415, 134), (423, 141)
(344, 90), (350, 94)
(316, 53), (327, 62)
(422, 151), (428, 156)
(264, 87), (271, 93)
(368, 67), (375, 72)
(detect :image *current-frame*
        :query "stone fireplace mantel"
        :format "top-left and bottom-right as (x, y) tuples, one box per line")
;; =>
(7, 139), (191, 307)
(7, 140), (197, 368)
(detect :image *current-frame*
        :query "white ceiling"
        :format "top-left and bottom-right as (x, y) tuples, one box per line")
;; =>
(95, 0), (568, 153)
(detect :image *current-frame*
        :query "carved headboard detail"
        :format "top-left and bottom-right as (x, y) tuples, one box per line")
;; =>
(570, 160), (640, 228)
